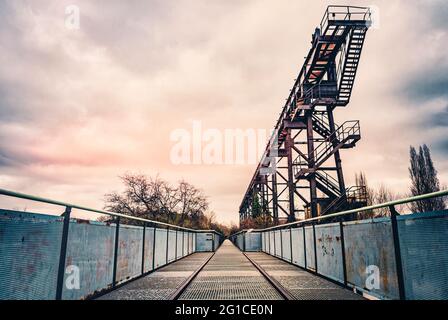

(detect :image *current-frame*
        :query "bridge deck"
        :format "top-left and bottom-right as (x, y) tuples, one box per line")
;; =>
(97, 253), (213, 300)
(245, 252), (363, 300)
(98, 240), (363, 300)
(179, 240), (283, 300)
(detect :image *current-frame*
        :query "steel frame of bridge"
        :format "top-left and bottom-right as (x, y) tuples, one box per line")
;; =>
(240, 6), (373, 223)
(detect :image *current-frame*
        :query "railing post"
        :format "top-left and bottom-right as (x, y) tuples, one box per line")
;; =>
(152, 224), (156, 270)
(141, 223), (146, 274)
(175, 229), (178, 259)
(112, 216), (121, 287)
(312, 222), (318, 273)
(182, 231), (185, 256)
(273, 231), (276, 256)
(339, 221), (347, 286)
(289, 227), (293, 263)
(166, 227), (169, 264)
(280, 229), (283, 258)
(303, 225), (307, 269)
(390, 205), (406, 300)
(55, 206), (71, 300)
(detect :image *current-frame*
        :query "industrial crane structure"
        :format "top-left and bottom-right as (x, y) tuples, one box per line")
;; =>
(240, 6), (372, 223)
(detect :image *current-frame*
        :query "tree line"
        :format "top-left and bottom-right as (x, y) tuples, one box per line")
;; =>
(101, 173), (230, 234)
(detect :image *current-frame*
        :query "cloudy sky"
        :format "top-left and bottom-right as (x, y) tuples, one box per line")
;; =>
(0, 0), (447, 224)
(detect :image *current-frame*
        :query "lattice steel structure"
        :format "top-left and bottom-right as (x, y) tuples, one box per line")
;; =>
(240, 6), (372, 223)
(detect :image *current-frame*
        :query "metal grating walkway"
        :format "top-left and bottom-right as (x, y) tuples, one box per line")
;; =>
(245, 252), (364, 300)
(179, 240), (283, 300)
(97, 253), (213, 300)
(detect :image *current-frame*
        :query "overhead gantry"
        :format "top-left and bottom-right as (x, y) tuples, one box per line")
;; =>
(240, 6), (372, 223)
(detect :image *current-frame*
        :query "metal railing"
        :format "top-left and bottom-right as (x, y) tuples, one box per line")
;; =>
(320, 5), (372, 33)
(0, 188), (223, 300)
(231, 190), (448, 300)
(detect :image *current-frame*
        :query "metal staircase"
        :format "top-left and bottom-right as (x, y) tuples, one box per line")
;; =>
(337, 28), (368, 105)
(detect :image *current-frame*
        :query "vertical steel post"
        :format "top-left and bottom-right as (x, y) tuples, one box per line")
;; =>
(328, 109), (346, 194)
(280, 229), (284, 258)
(390, 205), (406, 300)
(307, 113), (318, 218)
(289, 227), (293, 263)
(165, 227), (169, 264)
(56, 206), (71, 300)
(141, 223), (146, 274)
(182, 231), (185, 256)
(303, 225), (307, 269)
(312, 222), (318, 273)
(175, 229), (178, 259)
(112, 216), (121, 287)
(285, 129), (296, 222)
(271, 171), (279, 224)
(339, 221), (347, 286)
(273, 230), (276, 256)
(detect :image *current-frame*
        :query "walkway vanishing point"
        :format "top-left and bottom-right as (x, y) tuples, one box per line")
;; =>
(97, 240), (362, 300)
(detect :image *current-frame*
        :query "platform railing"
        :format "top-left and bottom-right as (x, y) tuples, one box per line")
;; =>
(0, 188), (223, 300)
(231, 190), (448, 300)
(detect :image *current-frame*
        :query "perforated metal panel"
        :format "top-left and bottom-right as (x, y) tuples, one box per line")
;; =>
(315, 223), (344, 283)
(344, 218), (398, 299)
(62, 219), (115, 300)
(245, 232), (261, 251)
(281, 229), (291, 261)
(176, 231), (183, 258)
(154, 229), (168, 268)
(167, 230), (176, 262)
(398, 211), (448, 299)
(144, 227), (155, 272)
(269, 231), (275, 255)
(291, 227), (305, 267)
(117, 224), (143, 283)
(0, 210), (63, 300)
(304, 226), (315, 271)
(274, 230), (281, 257)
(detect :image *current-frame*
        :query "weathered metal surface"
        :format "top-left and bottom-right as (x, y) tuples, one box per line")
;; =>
(315, 223), (344, 283)
(274, 230), (281, 257)
(62, 219), (116, 300)
(179, 240), (283, 300)
(269, 231), (275, 255)
(196, 232), (214, 252)
(281, 229), (291, 261)
(176, 231), (183, 258)
(168, 230), (176, 262)
(0, 210), (63, 300)
(245, 232), (261, 251)
(304, 226), (316, 271)
(98, 252), (213, 300)
(343, 217), (399, 299)
(116, 224), (143, 284)
(291, 228), (305, 267)
(183, 232), (188, 255)
(398, 210), (448, 299)
(143, 227), (155, 272)
(154, 229), (168, 268)
(246, 252), (364, 300)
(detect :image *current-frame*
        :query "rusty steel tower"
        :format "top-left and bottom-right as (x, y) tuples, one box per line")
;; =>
(240, 6), (372, 223)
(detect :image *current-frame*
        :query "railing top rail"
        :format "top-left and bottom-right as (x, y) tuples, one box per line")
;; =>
(0, 188), (222, 235)
(238, 189), (448, 233)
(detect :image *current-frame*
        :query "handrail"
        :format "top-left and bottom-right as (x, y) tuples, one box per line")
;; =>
(0, 188), (221, 234)
(235, 189), (448, 234)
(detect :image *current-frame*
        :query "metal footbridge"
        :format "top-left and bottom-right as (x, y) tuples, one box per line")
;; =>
(1, 5), (448, 301)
